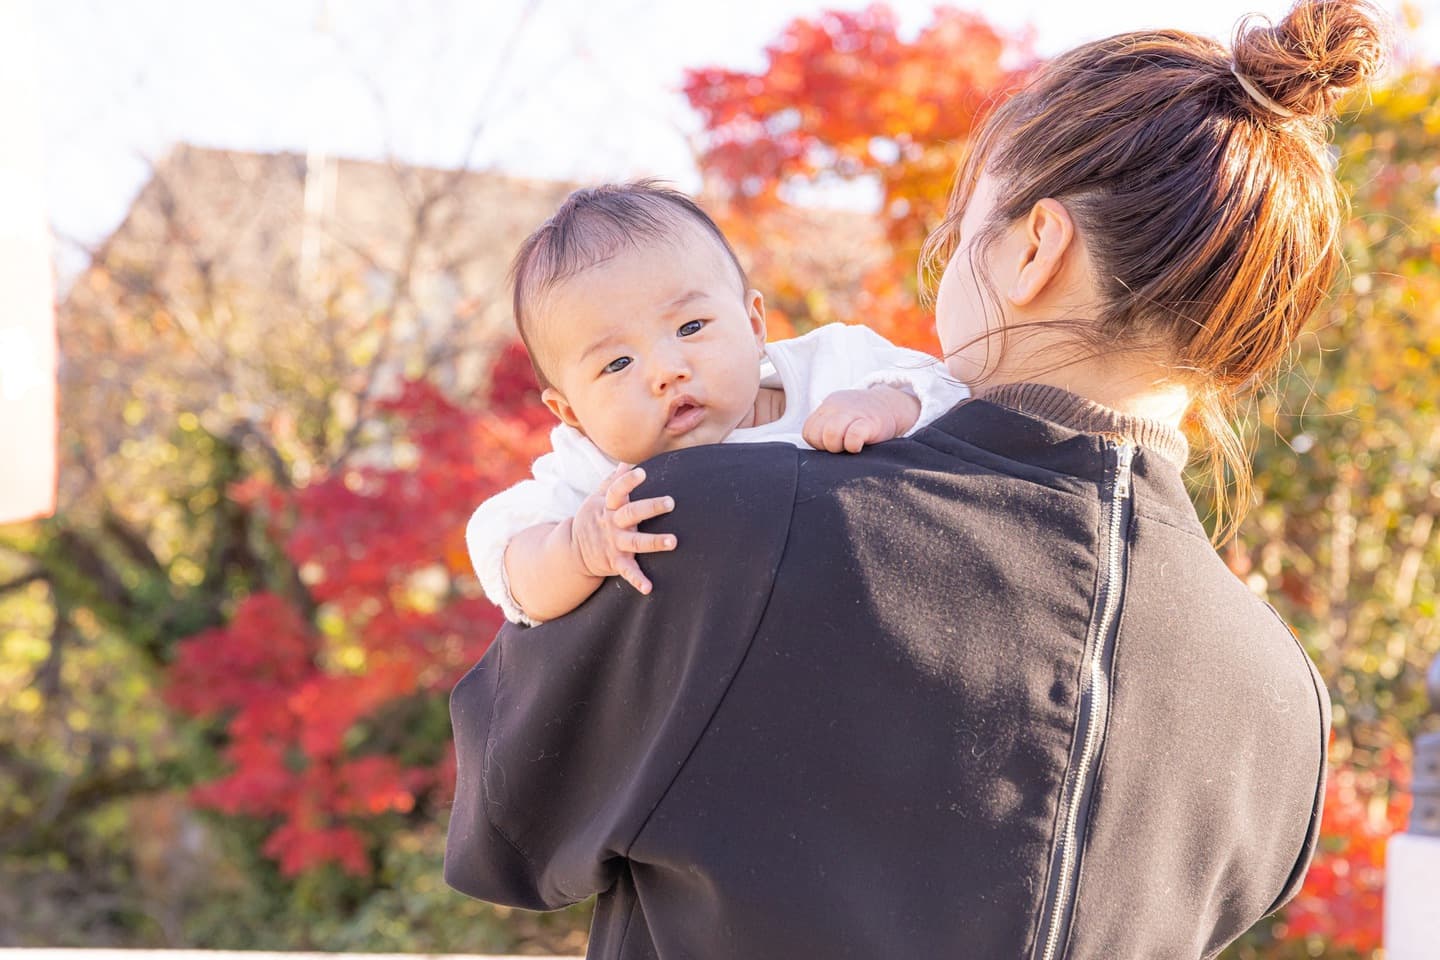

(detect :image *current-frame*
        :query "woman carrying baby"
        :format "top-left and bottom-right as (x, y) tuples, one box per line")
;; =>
(445, 1), (1386, 957)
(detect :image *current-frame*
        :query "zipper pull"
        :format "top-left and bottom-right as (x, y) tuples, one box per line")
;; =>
(1113, 443), (1134, 500)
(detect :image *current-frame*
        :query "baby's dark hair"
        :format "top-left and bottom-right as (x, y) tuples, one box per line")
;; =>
(509, 180), (749, 387)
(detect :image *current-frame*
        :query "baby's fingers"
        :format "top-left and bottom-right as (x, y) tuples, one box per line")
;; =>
(802, 410), (842, 452)
(843, 418), (877, 453)
(613, 494), (675, 528)
(801, 414), (825, 451)
(820, 415), (858, 453)
(605, 465), (647, 509)
(615, 530), (678, 555)
(614, 554), (654, 596)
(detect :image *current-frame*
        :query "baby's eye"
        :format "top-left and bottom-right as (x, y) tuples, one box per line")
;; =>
(602, 356), (632, 375)
(677, 319), (705, 337)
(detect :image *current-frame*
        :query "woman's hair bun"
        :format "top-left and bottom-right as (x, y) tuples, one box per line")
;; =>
(1231, 0), (1388, 120)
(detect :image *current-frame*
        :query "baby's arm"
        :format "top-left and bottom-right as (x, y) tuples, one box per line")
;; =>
(800, 324), (971, 452)
(504, 465), (677, 623)
(469, 441), (676, 625)
(801, 384), (922, 453)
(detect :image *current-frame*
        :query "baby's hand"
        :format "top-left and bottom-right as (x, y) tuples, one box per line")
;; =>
(570, 464), (677, 595)
(802, 385), (922, 453)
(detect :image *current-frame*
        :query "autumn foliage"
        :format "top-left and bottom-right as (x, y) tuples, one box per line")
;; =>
(1278, 742), (1410, 954)
(155, 9), (1038, 876)
(165, 344), (552, 875)
(684, 4), (1032, 351)
(136, 6), (1437, 957)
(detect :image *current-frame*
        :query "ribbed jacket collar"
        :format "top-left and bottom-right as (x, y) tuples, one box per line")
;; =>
(972, 382), (1190, 470)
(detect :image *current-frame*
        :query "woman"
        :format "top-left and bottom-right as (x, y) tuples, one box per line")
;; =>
(444, 1), (1386, 957)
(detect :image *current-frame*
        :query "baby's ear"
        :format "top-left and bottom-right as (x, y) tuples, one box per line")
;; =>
(541, 387), (583, 431)
(746, 288), (767, 346)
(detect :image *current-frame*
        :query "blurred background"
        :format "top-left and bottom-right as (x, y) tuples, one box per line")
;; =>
(2, 0), (1438, 955)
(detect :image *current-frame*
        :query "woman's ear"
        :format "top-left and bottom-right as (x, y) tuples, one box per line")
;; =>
(1007, 198), (1076, 308)
(746, 288), (767, 349)
(541, 387), (583, 432)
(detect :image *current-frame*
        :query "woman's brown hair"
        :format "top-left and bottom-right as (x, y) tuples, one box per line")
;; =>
(921, 0), (1387, 541)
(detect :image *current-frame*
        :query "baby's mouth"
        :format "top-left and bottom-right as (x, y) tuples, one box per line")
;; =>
(665, 398), (706, 435)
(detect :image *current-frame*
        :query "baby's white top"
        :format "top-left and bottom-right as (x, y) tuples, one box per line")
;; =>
(467, 323), (971, 625)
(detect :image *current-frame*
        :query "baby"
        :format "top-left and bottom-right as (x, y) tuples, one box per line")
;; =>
(467, 181), (970, 625)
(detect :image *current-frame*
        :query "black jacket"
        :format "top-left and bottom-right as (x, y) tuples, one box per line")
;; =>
(444, 395), (1328, 959)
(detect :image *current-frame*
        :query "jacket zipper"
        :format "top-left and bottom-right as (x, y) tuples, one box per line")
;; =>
(1033, 442), (1134, 960)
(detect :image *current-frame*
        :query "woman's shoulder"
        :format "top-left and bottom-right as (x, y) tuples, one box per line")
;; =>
(637, 441), (802, 536)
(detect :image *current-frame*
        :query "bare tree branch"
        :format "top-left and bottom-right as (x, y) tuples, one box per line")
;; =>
(0, 569), (46, 596)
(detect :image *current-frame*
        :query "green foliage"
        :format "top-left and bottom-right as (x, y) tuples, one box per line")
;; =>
(3, 11), (1436, 957)
(1247, 65), (1440, 740)
(181, 821), (591, 954)
(1216, 64), (1440, 960)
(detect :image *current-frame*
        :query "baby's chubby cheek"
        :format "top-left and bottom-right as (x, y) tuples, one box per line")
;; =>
(573, 409), (672, 465)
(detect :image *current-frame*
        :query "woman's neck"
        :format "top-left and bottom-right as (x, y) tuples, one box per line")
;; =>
(956, 215), (1192, 428)
(976, 346), (1191, 429)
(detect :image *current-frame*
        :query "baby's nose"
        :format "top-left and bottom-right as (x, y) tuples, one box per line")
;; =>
(652, 355), (692, 392)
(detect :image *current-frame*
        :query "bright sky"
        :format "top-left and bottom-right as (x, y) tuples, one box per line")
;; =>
(28, 0), (1440, 276)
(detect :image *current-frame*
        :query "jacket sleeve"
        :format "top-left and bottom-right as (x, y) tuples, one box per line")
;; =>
(444, 442), (800, 909)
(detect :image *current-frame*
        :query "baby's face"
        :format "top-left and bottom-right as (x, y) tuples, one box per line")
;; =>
(536, 225), (766, 465)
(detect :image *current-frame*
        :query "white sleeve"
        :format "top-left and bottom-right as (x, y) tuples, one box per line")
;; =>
(465, 430), (609, 626)
(835, 325), (972, 433)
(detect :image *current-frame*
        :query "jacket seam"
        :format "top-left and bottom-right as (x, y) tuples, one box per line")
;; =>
(919, 426), (1207, 545)
(622, 449), (801, 857)
(1262, 602), (1328, 917)
(1131, 504), (1210, 544)
(611, 892), (639, 959)
(909, 431), (1097, 500)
